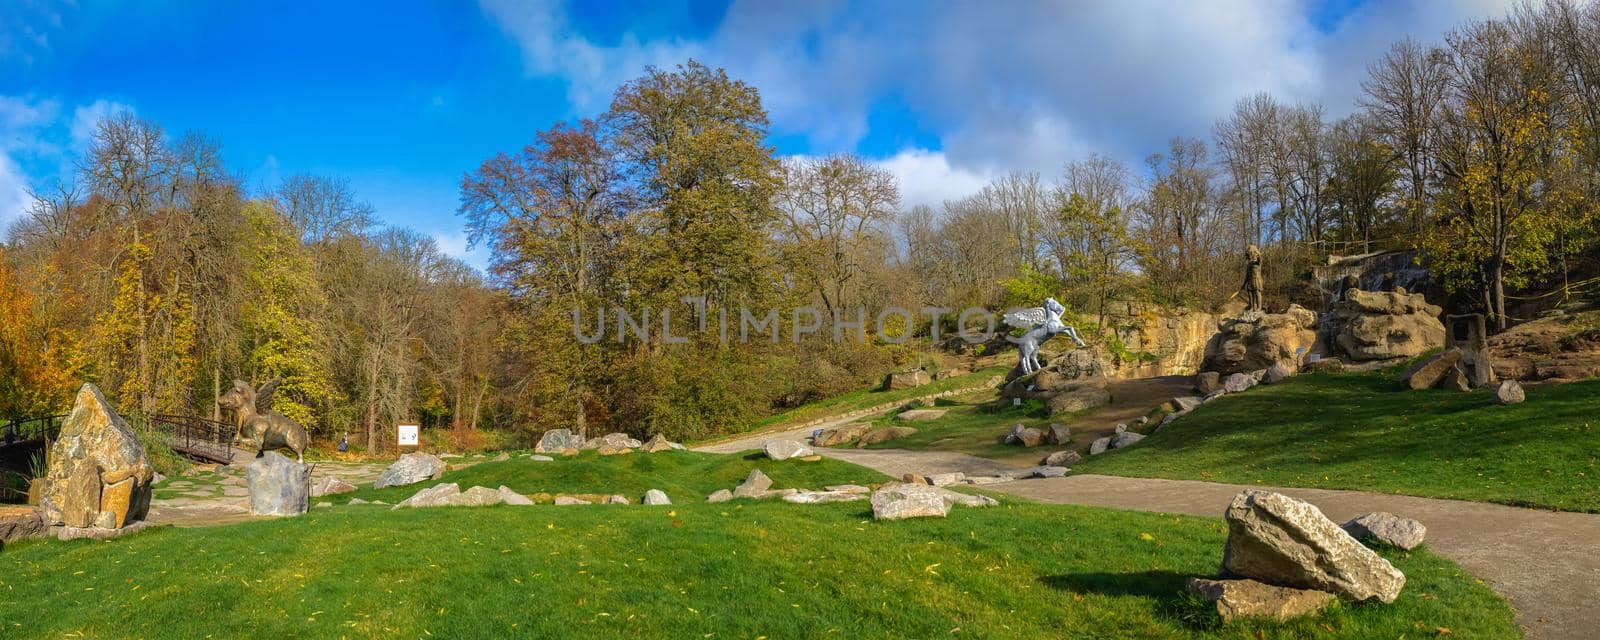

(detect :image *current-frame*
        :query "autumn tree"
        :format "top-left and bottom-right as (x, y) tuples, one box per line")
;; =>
(776, 154), (899, 316)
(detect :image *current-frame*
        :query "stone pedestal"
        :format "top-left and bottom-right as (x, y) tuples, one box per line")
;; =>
(247, 452), (310, 516)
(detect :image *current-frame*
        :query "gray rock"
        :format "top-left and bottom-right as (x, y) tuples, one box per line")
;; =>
(1114, 423), (1127, 434)
(1173, 396), (1203, 412)
(823, 484), (871, 494)
(582, 432), (643, 450)
(1399, 348), (1463, 390)
(247, 452), (311, 517)
(643, 489), (671, 505)
(1160, 413), (1179, 427)
(1030, 466), (1069, 478)
(0, 507), (45, 544)
(529, 454), (554, 462)
(393, 483), (461, 509)
(534, 428), (584, 453)
(1223, 372), (1256, 393)
(1222, 490), (1406, 603)
(926, 472), (966, 486)
(1495, 380), (1525, 405)
(443, 485), (504, 507)
(1045, 423), (1071, 445)
(813, 423), (871, 447)
(1341, 512), (1426, 550)
(884, 369), (931, 390)
(373, 452), (446, 489)
(605, 495), (631, 505)
(1263, 362), (1293, 384)
(896, 409), (948, 421)
(1440, 364), (1471, 391)
(706, 489), (733, 503)
(963, 475), (1012, 485)
(763, 440), (814, 461)
(1089, 436), (1111, 455)
(1186, 577), (1335, 622)
(498, 486), (534, 506)
(783, 491), (865, 504)
(641, 434), (677, 453)
(554, 496), (591, 505)
(733, 468), (773, 498)
(1196, 371), (1222, 394)
(870, 485), (950, 520)
(1045, 384), (1111, 414)
(1110, 432), (1145, 449)
(1249, 368), (1267, 382)
(311, 475), (357, 497)
(1204, 389), (1227, 402)
(1041, 450), (1081, 467)
(55, 520), (153, 541)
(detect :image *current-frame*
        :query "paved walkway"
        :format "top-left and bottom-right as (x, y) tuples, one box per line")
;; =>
(699, 426), (1598, 639)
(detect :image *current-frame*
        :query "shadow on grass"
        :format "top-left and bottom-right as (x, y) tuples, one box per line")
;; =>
(1038, 570), (1221, 629)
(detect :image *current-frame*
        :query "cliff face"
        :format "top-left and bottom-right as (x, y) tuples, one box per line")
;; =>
(1038, 302), (1219, 379)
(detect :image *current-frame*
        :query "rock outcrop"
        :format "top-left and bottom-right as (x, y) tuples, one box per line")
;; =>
(1202, 306), (1318, 375)
(247, 452), (311, 516)
(1488, 309), (1600, 383)
(1221, 490), (1406, 603)
(1328, 289), (1444, 361)
(40, 383), (155, 530)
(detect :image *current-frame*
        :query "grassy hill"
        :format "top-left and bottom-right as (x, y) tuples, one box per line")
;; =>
(1075, 370), (1600, 513)
(0, 453), (1519, 638)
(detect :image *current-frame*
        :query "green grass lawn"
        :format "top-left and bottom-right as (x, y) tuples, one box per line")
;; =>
(697, 366), (1008, 445)
(0, 482), (1516, 638)
(332, 450), (891, 505)
(1075, 370), (1600, 513)
(854, 399), (1058, 461)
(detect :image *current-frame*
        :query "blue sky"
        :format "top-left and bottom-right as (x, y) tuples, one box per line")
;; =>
(0, 0), (1510, 269)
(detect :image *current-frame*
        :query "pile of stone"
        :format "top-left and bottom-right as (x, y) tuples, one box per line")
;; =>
(869, 482), (999, 520)
(390, 483), (673, 508)
(1187, 490), (1408, 622)
(1399, 346), (1502, 392)
(1004, 422), (1071, 448)
(1088, 424), (1145, 455)
(37, 383), (157, 539)
(998, 350), (1113, 416)
(532, 429), (683, 456)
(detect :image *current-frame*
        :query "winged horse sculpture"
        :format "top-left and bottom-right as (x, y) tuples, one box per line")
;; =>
(218, 378), (309, 462)
(1002, 298), (1086, 375)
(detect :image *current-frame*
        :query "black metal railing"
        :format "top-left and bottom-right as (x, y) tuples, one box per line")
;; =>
(150, 414), (238, 463)
(0, 415), (66, 449)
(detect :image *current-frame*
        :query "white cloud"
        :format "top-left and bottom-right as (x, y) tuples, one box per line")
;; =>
(0, 150), (31, 228)
(480, 0), (1513, 201)
(431, 229), (491, 273)
(70, 99), (135, 151)
(869, 149), (993, 213)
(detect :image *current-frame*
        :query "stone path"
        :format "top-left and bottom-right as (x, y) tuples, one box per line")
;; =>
(699, 432), (1599, 639)
(147, 457), (389, 527)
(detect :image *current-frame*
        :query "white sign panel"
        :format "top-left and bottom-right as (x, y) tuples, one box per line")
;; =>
(397, 424), (420, 447)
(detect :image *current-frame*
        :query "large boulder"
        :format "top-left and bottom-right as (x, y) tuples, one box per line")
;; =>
(1202, 306), (1319, 375)
(247, 452), (311, 517)
(855, 426), (918, 447)
(40, 383), (155, 529)
(1221, 490), (1406, 603)
(733, 468), (773, 498)
(311, 476), (357, 497)
(1041, 450), (1081, 466)
(883, 370), (931, 391)
(373, 452), (446, 489)
(1186, 577), (1335, 622)
(1341, 512), (1427, 550)
(1109, 432), (1145, 449)
(869, 485), (950, 520)
(1329, 289), (1444, 361)
(643, 489), (671, 505)
(1398, 348), (1463, 390)
(0, 506), (45, 545)
(814, 422), (871, 447)
(763, 440), (813, 461)
(534, 428), (584, 453)
(1005, 425), (1046, 447)
(582, 432), (642, 450)
(1495, 380), (1525, 404)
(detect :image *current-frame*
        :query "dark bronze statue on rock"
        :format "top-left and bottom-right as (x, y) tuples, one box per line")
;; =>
(218, 379), (308, 462)
(1242, 245), (1264, 313)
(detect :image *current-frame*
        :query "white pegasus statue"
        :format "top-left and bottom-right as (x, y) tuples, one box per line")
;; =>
(1003, 298), (1086, 375)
